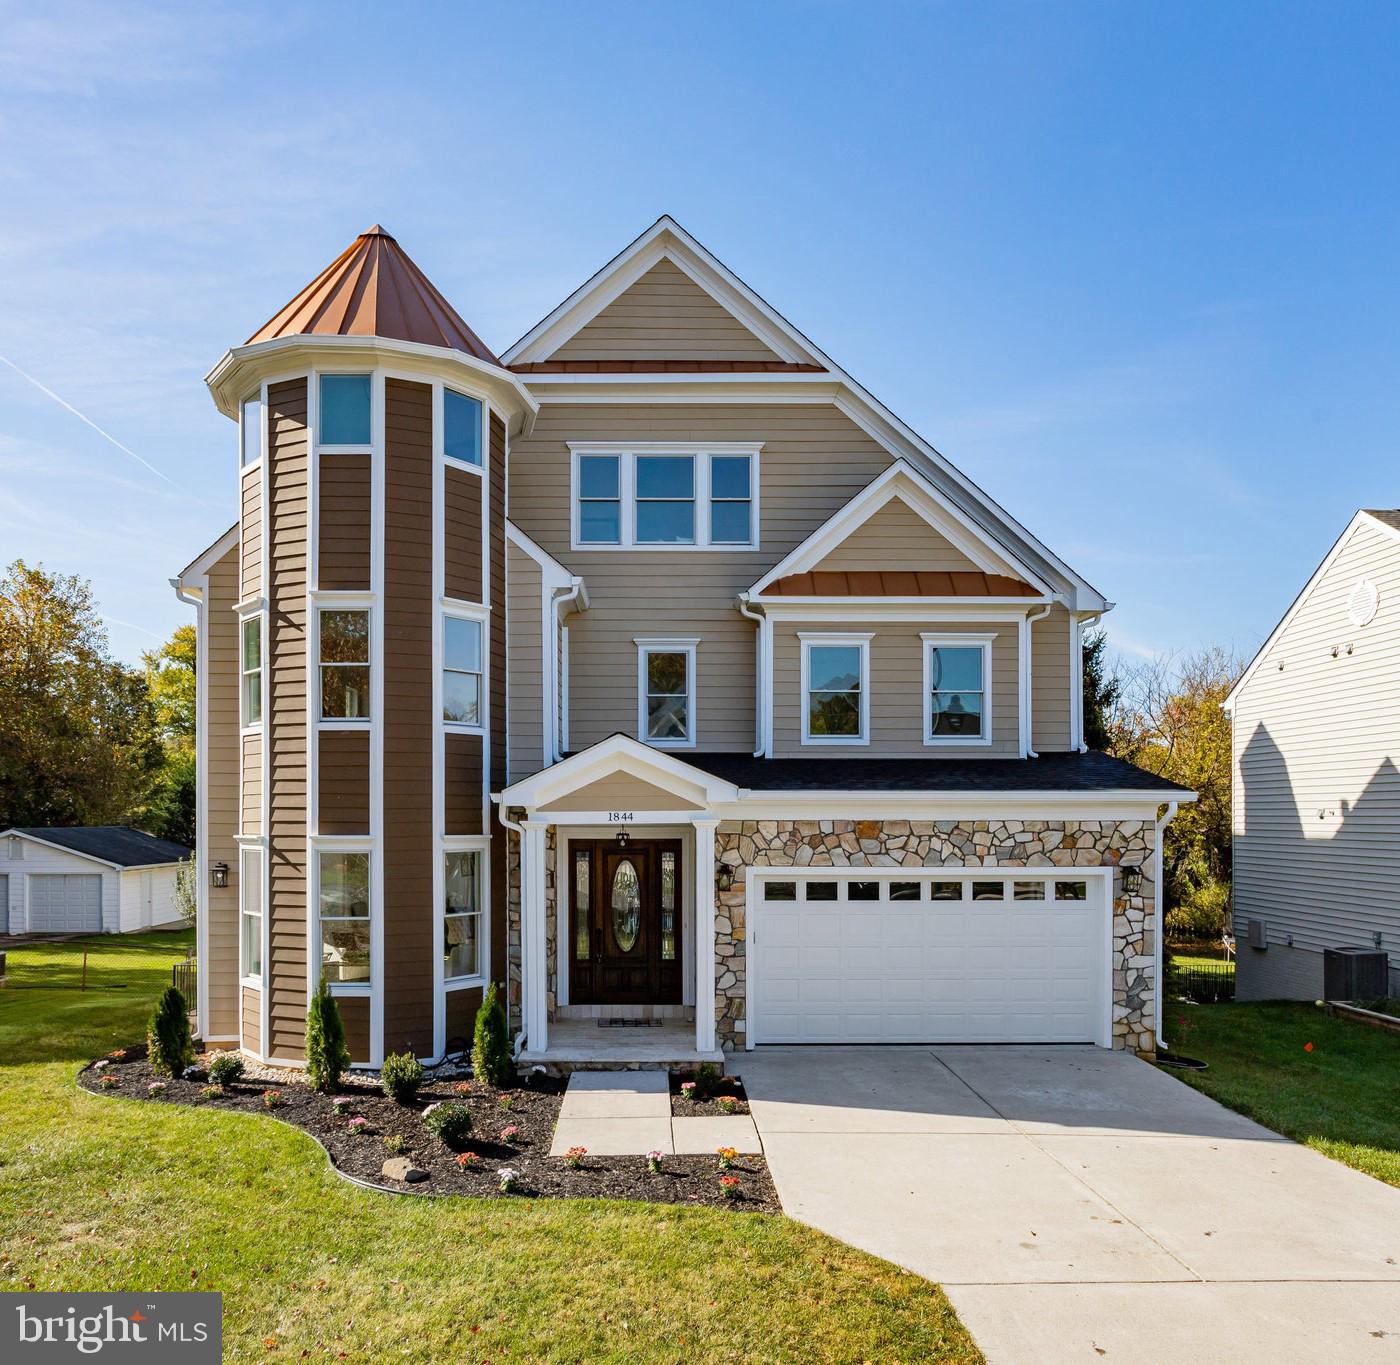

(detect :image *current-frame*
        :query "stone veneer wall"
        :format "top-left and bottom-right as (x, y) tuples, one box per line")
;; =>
(714, 819), (1157, 1057)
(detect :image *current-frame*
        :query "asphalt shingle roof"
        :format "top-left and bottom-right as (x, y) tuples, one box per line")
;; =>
(8, 827), (190, 867)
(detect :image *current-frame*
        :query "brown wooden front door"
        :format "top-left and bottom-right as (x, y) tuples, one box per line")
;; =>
(568, 840), (682, 1005)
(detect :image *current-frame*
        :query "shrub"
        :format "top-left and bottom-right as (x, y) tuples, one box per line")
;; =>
(379, 1051), (424, 1104)
(262, 1089), (284, 1109)
(564, 1145), (587, 1169)
(197, 1085), (221, 1102)
(695, 1062), (721, 1097)
(207, 1052), (244, 1088)
(383, 1134), (405, 1154)
(147, 986), (194, 1078)
(500, 1124), (520, 1144)
(719, 1174), (741, 1200)
(423, 1101), (473, 1149)
(306, 978), (351, 1093)
(472, 982), (513, 1089)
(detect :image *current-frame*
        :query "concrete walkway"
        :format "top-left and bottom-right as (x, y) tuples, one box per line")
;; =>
(742, 1045), (1400, 1364)
(548, 1071), (762, 1156)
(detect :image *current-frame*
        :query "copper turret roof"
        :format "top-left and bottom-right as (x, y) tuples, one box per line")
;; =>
(246, 226), (501, 364)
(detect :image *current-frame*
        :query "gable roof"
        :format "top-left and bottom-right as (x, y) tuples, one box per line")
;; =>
(748, 461), (1051, 599)
(5, 827), (190, 868)
(504, 216), (1107, 611)
(247, 226), (501, 362)
(175, 523), (239, 586)
(1225, 508), (1400, 709)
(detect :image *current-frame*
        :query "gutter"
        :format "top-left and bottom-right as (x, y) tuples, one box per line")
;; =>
(1022, 604), (1052, 757)
(1153, 800), (1181, 1050)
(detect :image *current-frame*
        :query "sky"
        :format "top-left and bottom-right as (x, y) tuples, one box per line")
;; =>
(2, 1), (1398, 669)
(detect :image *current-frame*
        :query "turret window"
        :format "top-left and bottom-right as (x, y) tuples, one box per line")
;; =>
(240, 394), (262, 467)
(319, 610), (370, 720)
(444, 388), (483, 467)
(443, 614), (484, 727)
(318, 374), (371, 448)
(241, 615), (263, 728)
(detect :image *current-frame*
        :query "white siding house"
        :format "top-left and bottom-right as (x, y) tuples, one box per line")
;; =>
(1225, 509), (1400, 999)
(2, 828), (191, 936)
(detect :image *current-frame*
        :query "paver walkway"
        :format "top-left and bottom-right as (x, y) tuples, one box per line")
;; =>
(549, 1071), (762, 1156)
(742, 1045), (1400, 1364)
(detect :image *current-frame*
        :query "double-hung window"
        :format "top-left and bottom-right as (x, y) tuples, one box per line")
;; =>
(241, 615), (263, 727)
(801, 634), (870, 743)
(922, 634), (994, 745)
(571, 445), (760, 548)
(318, 374), (371, 448)
(240, 393), (262, 467)
(443, 848), (484, 981)
(636, 638), (697, 747)
(319, 610), (370, 720)
(319, 850), (371, 986)
(444, 388), (482, 467)
(443, 614), (484, 727)
(239, 847), (263, 981)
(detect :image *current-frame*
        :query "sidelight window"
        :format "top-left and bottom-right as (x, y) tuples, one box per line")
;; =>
(241, 615), (263, 727)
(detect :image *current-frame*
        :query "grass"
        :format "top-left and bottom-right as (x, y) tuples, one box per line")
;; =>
(0, 932), (981, 1363)
(1166, 1000), (1400, 1187)
(1168, 953), (1235, 972)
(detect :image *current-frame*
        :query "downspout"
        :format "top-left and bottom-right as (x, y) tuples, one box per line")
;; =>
(1022, 604), (1052, 758)
(1074, 611), (1103, 752)
(497, 805), (528, 1058)
(737, 593), (766, 758)
(548, 579), (585, 762)
(1154, 800), (1181, 1051)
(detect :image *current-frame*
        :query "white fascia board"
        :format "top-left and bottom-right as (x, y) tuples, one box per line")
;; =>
(205, 335), (539, 430)
(748, 460), (1053, 596)
(505, 520), (576, 590)
(1224, 510), (1372, 710)
(495, 733), (740, 809)
(174, 523), (239, 588)
(0, 830), (123, 869)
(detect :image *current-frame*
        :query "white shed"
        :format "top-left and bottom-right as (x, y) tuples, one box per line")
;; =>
(1, 827), (191, 936)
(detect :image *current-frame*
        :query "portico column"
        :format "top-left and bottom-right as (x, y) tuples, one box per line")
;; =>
(521, 819), (549, 1054)
(694, 819), (719, 1053)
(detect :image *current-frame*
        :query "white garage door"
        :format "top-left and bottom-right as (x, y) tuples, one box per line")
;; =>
(29, 874), (103, 933)
(751, 870), (1108, 1045)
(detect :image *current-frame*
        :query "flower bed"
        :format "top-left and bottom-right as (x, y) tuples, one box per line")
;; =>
(77, 1048), (778, 1211)
(670, 1069), (750, 1117)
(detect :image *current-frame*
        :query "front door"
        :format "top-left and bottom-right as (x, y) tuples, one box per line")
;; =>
(569, 840), (682, 1005)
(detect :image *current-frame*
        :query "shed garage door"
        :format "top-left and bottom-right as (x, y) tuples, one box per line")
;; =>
(29, 874), (103, 933)
(750, 870), (1108, 1045)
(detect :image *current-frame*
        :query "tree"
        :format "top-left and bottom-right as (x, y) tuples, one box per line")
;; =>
(0, 560), (164, 829)
(305, 978), (350, 1092)
(1081, 629), (1123, 752)
(472, 981), (512, 1088)
(140, 625), (197, 846)
(173, 857), (198, 927)
(147, 985), (195, 1077)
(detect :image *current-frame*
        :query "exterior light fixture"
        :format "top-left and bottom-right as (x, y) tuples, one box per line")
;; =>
(1120, 864), (1143, 895)
(614, 828), (630, 850)
(210, 861), (229, 889)
(715, 864), (734, 894)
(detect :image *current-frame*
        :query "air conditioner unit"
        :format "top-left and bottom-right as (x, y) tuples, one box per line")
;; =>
(1323, 947), (1389, 1001)
(1246, 918), (1267, 950)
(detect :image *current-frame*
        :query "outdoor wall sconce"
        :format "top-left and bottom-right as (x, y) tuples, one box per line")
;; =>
(1120, 864), (1143, 895)
(715, 864), (734, 894)
(210, 861), (229, 889)
(614, 828), (630, 850)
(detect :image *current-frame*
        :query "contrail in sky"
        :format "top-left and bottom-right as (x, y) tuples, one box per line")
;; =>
(0, 350), (177, 486)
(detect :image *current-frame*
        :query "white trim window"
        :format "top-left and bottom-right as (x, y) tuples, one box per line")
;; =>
(443, 847), (485, 983)
(239, 847), (263, 983)
(319, 609), (370, 721)
(318, 849), (371, 990)
(444, 386), (484, 470)
(922, 633), (994, 746)
(636, 638), (698, 748)
(241, 615), (263, 728)
(443, 612), (485, 728)
(800, 633), (871, 744)
(240, 393), (262, 468)
(317, 373), (372, 451)
(570, 444), (761, 549)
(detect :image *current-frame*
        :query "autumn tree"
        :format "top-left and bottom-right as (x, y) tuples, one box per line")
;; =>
(0, 560), (164, 829)
(141, 624), (197, 844)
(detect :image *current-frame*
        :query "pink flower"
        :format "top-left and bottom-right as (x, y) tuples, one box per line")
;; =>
(500, 1124), (521, 1143)
(348, 1116), (370, 1133)
(564, 1145), (587, 1168)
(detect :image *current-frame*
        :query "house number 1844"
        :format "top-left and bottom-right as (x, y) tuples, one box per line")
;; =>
(607, 811), (635, 823)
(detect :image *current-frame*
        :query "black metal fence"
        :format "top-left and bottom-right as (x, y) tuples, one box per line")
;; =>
(1166, 957), (1235, 1003)
(172, 953), (197, 1003)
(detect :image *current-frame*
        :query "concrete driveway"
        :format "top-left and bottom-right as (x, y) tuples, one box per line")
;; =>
(741, 1045), (1400, 1364)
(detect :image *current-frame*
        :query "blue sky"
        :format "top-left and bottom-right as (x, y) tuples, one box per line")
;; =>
(2, 1), (1398, 667)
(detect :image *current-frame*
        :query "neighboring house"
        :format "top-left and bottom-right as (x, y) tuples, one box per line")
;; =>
(2, 828), (190, 936)
(173, 217), (1191, 1072)
(1225, 509), (1400, 999)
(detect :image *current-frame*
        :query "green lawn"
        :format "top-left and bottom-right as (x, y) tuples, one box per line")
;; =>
(0, 932), (980, 1363)
(1166, 1001), (1400, 1187)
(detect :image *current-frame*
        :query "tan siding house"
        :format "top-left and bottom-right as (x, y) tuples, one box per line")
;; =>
(178, 216), (1185, 1072)
(1227, 510), (1400, 998)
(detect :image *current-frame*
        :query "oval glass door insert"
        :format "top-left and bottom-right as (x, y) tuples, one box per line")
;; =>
(611, 859), (641, 953)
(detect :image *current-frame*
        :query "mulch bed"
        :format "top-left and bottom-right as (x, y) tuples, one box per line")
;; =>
(669, 1069), (751, 1117)
(77, 1047), (778, 1212)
